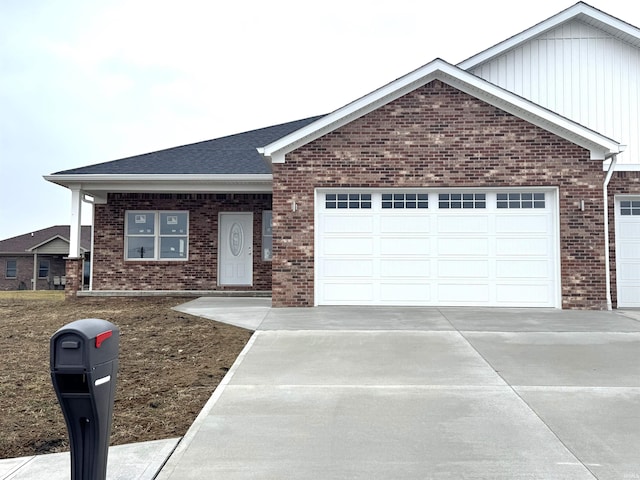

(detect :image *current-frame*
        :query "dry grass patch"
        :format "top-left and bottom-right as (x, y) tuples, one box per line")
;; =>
(0, 296), (252, 458)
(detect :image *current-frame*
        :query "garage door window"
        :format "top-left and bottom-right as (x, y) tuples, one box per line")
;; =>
(497, 193), (545, 209)
(326, 193), (372, 209)
(382, 193), (428, 209)
(620, 200), (640, 215)
(439, 193), (486, 209)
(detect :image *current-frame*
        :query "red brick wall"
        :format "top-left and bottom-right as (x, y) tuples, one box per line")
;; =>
(92, 193), (272, 292)
(272, 80), (608, 308)
(607, 171), (640, 307)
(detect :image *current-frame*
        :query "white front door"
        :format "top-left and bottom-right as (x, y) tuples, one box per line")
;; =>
(219, 212), (253, 286)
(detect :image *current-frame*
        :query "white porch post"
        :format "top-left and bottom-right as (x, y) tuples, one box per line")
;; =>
(69, 187), (83, 258)
(32, 251), (38, 291)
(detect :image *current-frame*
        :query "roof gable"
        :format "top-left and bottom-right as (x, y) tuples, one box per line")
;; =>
(458, 2), (640, 70)
(0, 226), (91, 254)
(259, 58), (622, 163)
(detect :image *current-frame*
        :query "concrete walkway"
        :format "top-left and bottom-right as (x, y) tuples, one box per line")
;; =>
(3, 299), (640, 479)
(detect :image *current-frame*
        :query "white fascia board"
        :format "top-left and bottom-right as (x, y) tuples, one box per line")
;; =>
(458, 3), (640, 70)
(43, 174), (273, 194)
(260, 58), (621, 163)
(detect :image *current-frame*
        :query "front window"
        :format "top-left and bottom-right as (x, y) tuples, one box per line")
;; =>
(38, 260), (49, 278)
(125, 211), (189, 260)
(5, 260), (16, 278)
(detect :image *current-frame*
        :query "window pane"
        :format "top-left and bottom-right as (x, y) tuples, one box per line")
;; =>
(263, 211), (273, 235)
(160, 237), (187, 259)
(160, 212), (188, 235)
(38, 260), (49, 278)
(127, 212), (155, 235)
(6, 260), (16, 278)
(263, 235), (273, 261)
(127, 237), (155, 259)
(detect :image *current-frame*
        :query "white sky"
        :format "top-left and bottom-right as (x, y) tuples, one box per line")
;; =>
(1, 0), (640, 240)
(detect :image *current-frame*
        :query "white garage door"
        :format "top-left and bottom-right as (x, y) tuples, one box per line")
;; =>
(615, 197), (640, 308)
(316, 189), (559, 307)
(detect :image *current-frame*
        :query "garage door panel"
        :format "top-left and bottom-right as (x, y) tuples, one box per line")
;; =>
(496, 238), (549, 256)
(380, 215), (430, 233)
(438, 283), (490, 303)
(438, 260), (489, 278)
(619, 286), (640, 307)
(619, 263), (640, 281)
(380, 283), (431, 302)
(618, 243), (640, 260)
(322, 282), (374, 303)
(495, 215), (549, 233)
(619, 222), (640, 236)
(323, 237), (374, 255)
(496, 284), (550, 304)
(438, 238), (489, 256)
(322, 215), (373, 233)
(380, 237), (429, 255)
(321, 259), (374, 277)
(496, 259), (549, 278)
(381, 259), (430, 277)
(437, 216), (488, 233)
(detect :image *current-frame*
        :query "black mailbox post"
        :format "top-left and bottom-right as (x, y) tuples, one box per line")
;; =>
(50, 318), (119, 480)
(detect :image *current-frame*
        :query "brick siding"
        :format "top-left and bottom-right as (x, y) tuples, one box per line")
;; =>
(0, 255), (66, 291)
(272, 80), (610, 309)
(92, 193), (272, 292)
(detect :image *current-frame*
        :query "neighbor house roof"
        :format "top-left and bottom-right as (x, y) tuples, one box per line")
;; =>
(259, 58), (623, 164)
(0, 226), (91, 254)
(45, 116), (322, 199)
(458, 2), (640, 70)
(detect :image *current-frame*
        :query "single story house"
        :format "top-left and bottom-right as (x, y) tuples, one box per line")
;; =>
(46, 2), (640, 309)
(0, 226), (91, 291)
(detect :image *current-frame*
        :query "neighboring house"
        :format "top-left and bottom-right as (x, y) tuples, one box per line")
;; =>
(45, 2), (640, 309)
(0, 226), (91, 291)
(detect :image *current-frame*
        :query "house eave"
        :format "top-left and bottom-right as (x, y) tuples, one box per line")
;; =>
(44, 174), (274, 197)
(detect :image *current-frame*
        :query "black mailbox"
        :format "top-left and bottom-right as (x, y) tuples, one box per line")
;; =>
(50, 318), (119, 480)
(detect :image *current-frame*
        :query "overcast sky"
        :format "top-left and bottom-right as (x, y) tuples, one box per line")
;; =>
(1, 0), (639, 240)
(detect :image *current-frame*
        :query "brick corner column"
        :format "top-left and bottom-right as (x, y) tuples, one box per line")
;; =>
(64, 257), (83, 299)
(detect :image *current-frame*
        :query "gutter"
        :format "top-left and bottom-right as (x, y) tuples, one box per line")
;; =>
(603, 154), (619, 310)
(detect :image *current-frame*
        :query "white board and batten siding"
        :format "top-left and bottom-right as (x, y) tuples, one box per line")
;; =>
(467, 19), (640, 165)
(315, 189), (560, 308)
(615, 197), (640, 308)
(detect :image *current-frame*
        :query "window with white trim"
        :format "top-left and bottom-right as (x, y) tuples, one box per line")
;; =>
(497, 193), (546, 209)
(382, 193), (428, 209)
(125, 211), (189, 260)
(262, 210), (273, 261)
(439, 193), (486, 209)
(620, 200), (640, 216)
(325, 193), (372, 209)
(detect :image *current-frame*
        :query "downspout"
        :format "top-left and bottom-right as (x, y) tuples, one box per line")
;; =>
(603, 154), (618, 311)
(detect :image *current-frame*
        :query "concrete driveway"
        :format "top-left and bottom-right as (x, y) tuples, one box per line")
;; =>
(160, 300), (640, 479)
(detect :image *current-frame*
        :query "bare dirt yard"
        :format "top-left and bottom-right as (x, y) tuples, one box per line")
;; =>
(0, 292), (252, 459)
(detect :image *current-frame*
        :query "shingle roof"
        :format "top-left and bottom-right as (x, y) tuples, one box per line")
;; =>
(52, 116), (323, 176)
(0, 226), (92, 253)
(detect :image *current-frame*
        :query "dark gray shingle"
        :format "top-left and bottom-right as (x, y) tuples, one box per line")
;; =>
(52, 116), (323, 176)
